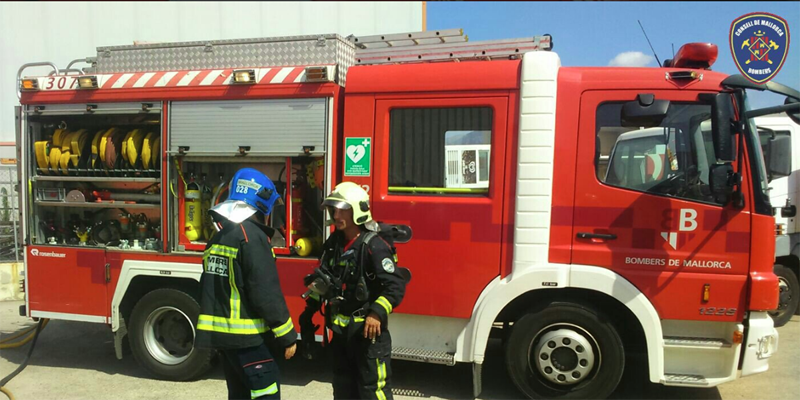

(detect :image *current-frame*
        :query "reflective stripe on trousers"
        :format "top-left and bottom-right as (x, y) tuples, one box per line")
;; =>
(375, 358), (388, 400)
(251, 382), (278, 398)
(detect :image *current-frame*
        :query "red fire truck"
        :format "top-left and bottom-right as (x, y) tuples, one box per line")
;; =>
(14, 30), (799, 398)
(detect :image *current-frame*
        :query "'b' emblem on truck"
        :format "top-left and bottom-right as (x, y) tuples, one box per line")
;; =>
(661, 209), (698, 250)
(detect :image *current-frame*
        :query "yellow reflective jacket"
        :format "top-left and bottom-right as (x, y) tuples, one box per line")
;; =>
(196, 218), (296, 350)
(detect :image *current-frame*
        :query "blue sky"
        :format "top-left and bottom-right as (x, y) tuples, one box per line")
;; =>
(427, 1), (799, 110)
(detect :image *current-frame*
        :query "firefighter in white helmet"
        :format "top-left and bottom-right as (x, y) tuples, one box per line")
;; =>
(301, 182), (407, 400)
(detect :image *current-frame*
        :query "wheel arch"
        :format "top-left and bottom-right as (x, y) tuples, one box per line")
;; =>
(461, 263), (663, 383)
(775, 254), (799, 281)
(111, 260), (202, 332)
(119, 276), (201, 324)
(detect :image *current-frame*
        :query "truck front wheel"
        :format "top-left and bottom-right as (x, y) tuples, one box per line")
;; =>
(505, 302), (625, 399)
(769, 264), (799, 327)
(129, 288), (214, 380)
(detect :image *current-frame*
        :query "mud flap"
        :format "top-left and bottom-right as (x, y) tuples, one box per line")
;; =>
(114, 317), (128, 360)
(473, 362), (482, 398)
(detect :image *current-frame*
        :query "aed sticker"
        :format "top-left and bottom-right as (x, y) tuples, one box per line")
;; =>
(205, 255), (230, 277)
(381, 258), (395, 273)
(344, 137), (371, 177)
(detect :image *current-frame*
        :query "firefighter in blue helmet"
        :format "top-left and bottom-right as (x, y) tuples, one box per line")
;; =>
(301, 182), (407, 400)
(196, 168), (296, 399)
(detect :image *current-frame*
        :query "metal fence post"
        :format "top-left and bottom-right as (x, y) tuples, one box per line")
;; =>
(0, 166), (21, 262)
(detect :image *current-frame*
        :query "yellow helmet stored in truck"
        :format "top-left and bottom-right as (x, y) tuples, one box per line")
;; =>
(322, 182), (378, 231)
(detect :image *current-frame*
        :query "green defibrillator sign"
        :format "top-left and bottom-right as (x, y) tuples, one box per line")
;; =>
(344, 137), (371, 177)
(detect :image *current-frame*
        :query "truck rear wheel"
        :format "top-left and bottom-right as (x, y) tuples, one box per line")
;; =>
(129, 288), (214, 380)
(769, 264), (799, 328)
(505, 302), (624, 399)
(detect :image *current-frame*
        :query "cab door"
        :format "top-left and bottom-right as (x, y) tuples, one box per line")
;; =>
(369, 97), (509, 318)
(571, 90), (751, 321)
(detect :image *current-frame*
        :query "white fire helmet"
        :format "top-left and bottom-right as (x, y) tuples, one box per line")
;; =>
(322, 182), (378, 232)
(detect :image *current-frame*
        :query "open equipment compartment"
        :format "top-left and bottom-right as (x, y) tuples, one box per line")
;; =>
(168, 98), (330, 257)
(26, 102), (163, 251)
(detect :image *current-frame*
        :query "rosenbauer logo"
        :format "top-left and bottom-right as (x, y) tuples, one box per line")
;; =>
(30, 248), (66, 258)
(730, 12), (790, 83)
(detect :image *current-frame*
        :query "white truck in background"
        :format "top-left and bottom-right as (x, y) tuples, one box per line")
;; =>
(758, 113), (800, 327)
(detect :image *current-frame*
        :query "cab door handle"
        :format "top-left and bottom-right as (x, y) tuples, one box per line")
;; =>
(576, 232), (617, 240)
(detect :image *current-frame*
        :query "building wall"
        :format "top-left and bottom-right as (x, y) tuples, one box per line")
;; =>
(0, 1), (424, 142)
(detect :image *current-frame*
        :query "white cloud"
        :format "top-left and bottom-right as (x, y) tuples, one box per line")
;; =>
(608, 51), (655, 67)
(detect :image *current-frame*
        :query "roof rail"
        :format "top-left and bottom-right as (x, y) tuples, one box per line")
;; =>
(16, 62), (59, 99)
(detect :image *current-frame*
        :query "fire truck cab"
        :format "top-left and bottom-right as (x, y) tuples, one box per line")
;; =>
(15, 31), (799, 398)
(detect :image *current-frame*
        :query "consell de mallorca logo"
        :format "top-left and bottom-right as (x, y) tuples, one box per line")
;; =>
(730, 12), (790, 84)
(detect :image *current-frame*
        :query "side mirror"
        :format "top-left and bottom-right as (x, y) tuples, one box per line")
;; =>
(709, 164), (735, 205)
(766, 134), (792, 181)
(787, 97), (800, 126)
(711, 93), (736, 162)
(621, 94), (670, 127)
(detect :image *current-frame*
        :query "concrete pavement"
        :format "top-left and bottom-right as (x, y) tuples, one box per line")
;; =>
(0, 300), (797, 400)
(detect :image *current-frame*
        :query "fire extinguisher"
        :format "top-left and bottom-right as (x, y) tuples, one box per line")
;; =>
(184, 173), (203, 241)
(291, 181), (307, 239)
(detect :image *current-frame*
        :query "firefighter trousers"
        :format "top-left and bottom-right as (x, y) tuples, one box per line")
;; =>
(331, 330), (393, 400)
(220, 342), (281, 400)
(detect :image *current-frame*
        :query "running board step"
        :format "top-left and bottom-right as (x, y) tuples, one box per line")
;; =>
(664, 373), (709, 386)
(392, 347), (456, 366)
(663, 336), (731, 348)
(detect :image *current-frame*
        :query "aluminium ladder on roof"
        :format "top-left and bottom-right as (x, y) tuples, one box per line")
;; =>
(349, 28), (551, 64)
(349, 28), (469, 49)
(352, 35), (552, 65)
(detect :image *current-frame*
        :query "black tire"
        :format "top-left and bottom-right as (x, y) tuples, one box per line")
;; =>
(505, 302), (625, 399)
(769, 264), (799, 328)
(129, 288), (214, 380)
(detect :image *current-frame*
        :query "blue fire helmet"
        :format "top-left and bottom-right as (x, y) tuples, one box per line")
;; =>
(225, 168), (281, 217)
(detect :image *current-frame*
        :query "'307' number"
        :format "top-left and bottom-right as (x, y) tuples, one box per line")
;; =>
(699, 307), (736, 316)
(43, 76), (78, 90)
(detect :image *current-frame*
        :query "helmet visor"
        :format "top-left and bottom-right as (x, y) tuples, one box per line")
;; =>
(321, 198), (351, 210)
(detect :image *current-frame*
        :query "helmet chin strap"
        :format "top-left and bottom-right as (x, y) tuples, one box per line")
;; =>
(340, 219), (363, 241)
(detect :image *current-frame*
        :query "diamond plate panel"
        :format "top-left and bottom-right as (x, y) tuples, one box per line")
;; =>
(664, 373), (709, 386)
(391, 346), (456, 366)
(95, 34), (356, 85)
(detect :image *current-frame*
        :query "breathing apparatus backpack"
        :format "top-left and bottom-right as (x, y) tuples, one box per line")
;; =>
(304, 222), (412, 302)
(354, 222), (412, 300)
(299, 223), (412, 358)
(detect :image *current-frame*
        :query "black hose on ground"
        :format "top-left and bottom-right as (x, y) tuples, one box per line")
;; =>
(0, 318), (47, 400)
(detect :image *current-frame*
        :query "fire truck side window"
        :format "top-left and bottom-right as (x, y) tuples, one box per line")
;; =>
(595, 102), (722, 205)
(388, 107), (493, 194)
